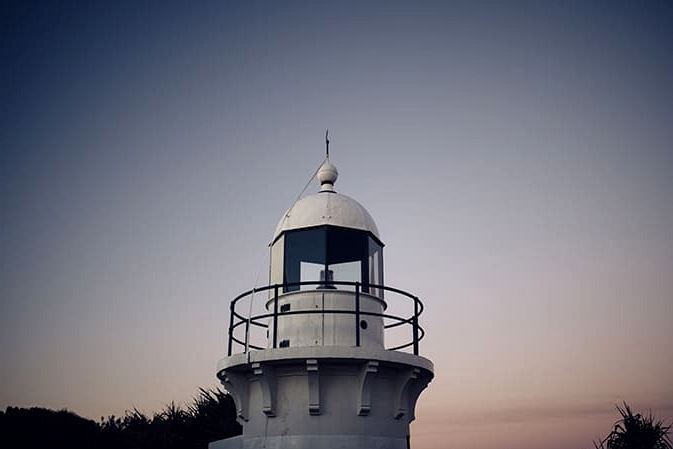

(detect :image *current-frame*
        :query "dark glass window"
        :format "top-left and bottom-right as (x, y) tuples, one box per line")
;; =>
(367, 236), (384, 297)
(283, 227), (325, 292)
(283, 225), (383, 297)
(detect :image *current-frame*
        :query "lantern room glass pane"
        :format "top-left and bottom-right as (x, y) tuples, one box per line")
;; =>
(284, 227), (325, 292)
(367, 236), (384, 298)
(329, 260), (361, 291)
(282, 225), (383, 298)
(300, 262), (323, 291)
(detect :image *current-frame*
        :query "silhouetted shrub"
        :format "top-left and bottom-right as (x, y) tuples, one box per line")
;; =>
(595, 403), (672, 449)
(0, 406), (98, 448)
(1, 388), (241, 449)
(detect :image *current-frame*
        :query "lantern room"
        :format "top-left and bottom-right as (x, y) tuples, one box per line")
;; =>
(270, 161), (384, 294)
(266, 160), (387, 348)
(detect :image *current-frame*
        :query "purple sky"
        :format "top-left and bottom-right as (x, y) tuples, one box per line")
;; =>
(2, 2), (672, 448)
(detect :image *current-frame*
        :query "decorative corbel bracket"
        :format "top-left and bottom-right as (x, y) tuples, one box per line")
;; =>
(306, 359), (320, 415)
(406, 372), (431, 423)
(252, 362), (277, 417)
(393, 367), (420, 420)
(221, 370), (250, 423)
(357, 361), (379, 416)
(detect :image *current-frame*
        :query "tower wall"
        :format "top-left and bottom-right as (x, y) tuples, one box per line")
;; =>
(266, 290), (385, 348)
(215, 348), (432, 449)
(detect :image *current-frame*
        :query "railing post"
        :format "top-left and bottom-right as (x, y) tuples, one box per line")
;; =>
(245, 319), (250, 353)
(228, 301), (235, 356)
(413, 296), (419, 355)
(273, 284), (279, 349)
(355, 282), (361, 347)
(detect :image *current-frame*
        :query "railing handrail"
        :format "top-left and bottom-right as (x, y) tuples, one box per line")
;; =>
(227, 281), (425, 356)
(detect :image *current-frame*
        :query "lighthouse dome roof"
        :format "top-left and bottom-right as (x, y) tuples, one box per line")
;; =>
(272, 160), (380, 242)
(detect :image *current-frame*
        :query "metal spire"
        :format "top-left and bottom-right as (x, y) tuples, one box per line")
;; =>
(325, 129), (330, 158)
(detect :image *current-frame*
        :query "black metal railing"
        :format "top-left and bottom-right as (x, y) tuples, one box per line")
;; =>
(227, 281), (425, 356)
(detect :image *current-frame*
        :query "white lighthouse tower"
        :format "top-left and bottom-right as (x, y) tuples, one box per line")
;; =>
(211, 140), (434, 449)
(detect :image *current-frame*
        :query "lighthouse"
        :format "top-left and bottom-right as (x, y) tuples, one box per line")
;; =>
(210, 141), (434, 449)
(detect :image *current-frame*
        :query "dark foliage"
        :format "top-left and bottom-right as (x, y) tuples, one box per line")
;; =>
(0, 406), (99, 448)
(595, 403), (672, 449)
(0, 388), (241, 449)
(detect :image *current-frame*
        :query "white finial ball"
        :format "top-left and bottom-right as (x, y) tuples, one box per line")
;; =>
(317, 161), (338, 188)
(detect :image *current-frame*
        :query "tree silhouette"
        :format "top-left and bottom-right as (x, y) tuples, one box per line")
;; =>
(1, 388), (241, 449)
(595, 403), (672, 449)
(98, 388), (242, 449)
(0, 406), (99, 448)
(186, 388), (242, 446)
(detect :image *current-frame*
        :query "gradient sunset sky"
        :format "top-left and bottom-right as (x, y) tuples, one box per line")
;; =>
(2, 2), (672, 448)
